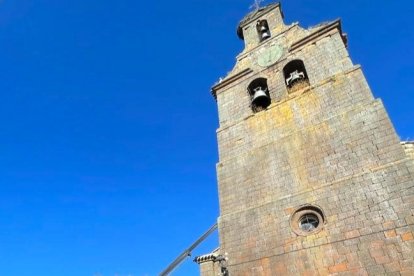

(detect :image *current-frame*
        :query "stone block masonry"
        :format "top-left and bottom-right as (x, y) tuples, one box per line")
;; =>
(197, 2), (414, 275)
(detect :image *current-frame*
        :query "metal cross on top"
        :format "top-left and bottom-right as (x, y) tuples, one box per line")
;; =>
(250, 0), (264, 10)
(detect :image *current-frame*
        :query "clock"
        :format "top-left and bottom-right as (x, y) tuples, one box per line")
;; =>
(257, 44), (283, 67)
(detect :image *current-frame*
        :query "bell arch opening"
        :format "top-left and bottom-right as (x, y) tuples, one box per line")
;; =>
(256, 20), (271, 42)
(283, 59), (310, 92)
(248, 78), (271, 113)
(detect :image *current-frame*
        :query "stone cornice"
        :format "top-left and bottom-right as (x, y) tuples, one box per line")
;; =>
(401, 141), (414, 145)
(289, 19), (346, 53)
(211, 68), (253, 100)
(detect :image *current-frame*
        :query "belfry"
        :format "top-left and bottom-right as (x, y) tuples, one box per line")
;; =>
(195, 2), (414, 275)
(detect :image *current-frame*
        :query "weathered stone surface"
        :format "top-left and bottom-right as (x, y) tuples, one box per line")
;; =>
(200, 3), (414, 275)
(402, 142), (414, 160)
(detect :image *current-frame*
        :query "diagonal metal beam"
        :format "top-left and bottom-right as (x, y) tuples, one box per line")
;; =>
(159, 223), (218, 276)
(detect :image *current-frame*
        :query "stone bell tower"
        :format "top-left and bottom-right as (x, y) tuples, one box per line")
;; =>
(195, 2), (414, 275)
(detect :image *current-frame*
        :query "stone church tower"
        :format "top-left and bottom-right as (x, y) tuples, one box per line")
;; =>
(195, 2), (414, 275)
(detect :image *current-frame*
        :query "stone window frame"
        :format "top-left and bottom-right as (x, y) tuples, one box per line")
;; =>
(290, 204), (326, 236)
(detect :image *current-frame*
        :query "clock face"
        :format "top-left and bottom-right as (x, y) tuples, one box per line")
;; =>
(257, 44), (283, 67)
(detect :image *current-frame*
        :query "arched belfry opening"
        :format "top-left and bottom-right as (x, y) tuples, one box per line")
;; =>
(256, 20), (271, 42)
(283, 59), (310, 92)
(248, 78), (271, 113)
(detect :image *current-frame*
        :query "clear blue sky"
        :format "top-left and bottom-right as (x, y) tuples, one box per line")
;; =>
(0, 0), (412, 275)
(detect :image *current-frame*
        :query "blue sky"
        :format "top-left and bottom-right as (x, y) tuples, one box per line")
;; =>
(0, 0), (412, 275)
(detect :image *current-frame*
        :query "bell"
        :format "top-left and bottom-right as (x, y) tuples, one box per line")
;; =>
(286, 70), (306, 86)
(260, 25), (267, 32)
(252, 86), (270, 106)
(261, 31), (271, 40)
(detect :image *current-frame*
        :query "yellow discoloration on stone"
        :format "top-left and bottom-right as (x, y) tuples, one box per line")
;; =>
(275, 102), (295, 126)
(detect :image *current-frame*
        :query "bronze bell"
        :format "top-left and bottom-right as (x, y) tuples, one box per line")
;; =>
(260, 25), (267, 32)
(252, 86), (270, 106)
(286, 70), (306, 86)
(261, 31), (270, 40)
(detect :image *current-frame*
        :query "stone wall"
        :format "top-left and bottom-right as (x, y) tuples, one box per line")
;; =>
(202, 3), (414, 275)
(402, 142), (414, 160)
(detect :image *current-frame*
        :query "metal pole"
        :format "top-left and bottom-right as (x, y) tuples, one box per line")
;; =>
(159, 223), (218, 276)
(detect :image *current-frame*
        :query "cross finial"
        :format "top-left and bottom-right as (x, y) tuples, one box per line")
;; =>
(250, 0), (264, 10)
